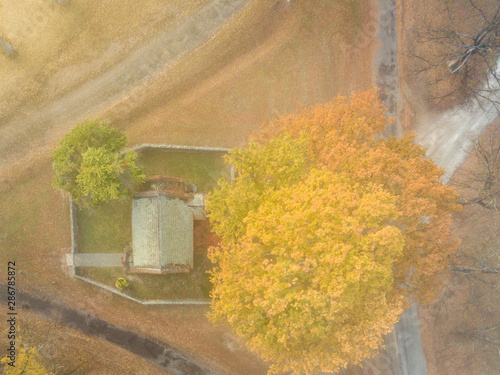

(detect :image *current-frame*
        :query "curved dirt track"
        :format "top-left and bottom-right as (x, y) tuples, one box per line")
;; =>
(0, 0), (249, 172)
(415, 94), (499, 183)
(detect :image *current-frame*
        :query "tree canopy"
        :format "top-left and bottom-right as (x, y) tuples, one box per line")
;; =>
(52, 119), (144, 208)
(1, 345), (52, 375)
(206, 90), (461, 374)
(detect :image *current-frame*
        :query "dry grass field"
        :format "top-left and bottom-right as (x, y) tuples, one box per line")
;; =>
(0, 0), (379, 373)
(0, 308), (168, 374)
(0, 0), (207, 120)
(0, 0), (377, 172)
(107, 0), (375, 148)
(398, 2), (500, 374)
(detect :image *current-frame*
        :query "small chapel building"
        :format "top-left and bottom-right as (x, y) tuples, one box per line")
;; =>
(130, 176), (199, 274)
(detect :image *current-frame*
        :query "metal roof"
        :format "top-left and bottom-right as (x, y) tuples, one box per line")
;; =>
(132, 194), (193, 271)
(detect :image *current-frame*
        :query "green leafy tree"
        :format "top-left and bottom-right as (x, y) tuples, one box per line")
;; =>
(52, 119), (144, 208)
(206, 91), (461, 374)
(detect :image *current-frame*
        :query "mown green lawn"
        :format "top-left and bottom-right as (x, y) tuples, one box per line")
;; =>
(76, 260), (211, 300)
(137, 148), (231, 193)
(76, 199), (132, 254)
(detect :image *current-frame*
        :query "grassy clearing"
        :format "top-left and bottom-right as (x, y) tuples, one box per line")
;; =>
(137, 149), (231, 193)
(76, 244), (212, 301)
(74, 150), (224, 300)
(76, 266), (211, 300)
(76, 199), (131, 254)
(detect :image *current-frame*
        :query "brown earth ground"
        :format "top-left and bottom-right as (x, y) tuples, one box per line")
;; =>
(0, 308), (168, 374)
(398, 2), (500, 373)
(0, 0), (381, 374)
(419, 121), (500, 375)
(397, 0), (497, 130)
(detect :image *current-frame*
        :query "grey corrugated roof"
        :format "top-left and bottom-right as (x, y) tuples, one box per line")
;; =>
(132, 194), (193, 270)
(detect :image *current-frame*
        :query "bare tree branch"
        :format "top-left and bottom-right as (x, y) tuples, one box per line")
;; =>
(452, 122), (500, 210)
(411, 1), (500, 110)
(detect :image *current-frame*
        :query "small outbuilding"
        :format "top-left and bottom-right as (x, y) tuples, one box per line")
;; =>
(130, 176), (195, 273)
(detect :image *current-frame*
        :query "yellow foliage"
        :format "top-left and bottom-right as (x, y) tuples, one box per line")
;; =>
(1, 345), (52, 375)
(207, 90), (460, 374)
(256, 90), (461, 302)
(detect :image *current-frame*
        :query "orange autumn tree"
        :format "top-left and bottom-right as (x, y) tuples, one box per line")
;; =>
(206, 90), (460, 375)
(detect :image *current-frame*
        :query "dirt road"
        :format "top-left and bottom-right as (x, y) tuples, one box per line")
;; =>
(375, 0), (402, 137)
(373, 1), (427, 374)
(415, 90), (500, 183)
